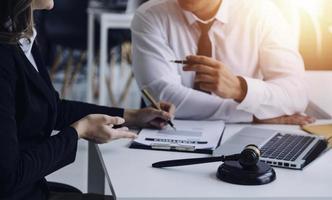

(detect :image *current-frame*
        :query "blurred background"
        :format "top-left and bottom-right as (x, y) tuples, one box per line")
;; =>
(283, 0), (332, 70)
(39, 0), (332, 194)
(33, 0), (332, 105)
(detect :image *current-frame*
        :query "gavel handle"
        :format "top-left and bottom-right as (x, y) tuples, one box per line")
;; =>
(152, 156), (226, 168)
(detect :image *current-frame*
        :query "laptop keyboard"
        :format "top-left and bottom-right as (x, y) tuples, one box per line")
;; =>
(261, 133), (315, 161)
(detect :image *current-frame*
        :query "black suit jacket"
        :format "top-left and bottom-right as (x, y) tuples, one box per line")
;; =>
(0, 43), (124, 200)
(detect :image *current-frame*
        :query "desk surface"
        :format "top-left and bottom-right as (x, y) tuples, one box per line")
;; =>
(98, 122), (332, 200)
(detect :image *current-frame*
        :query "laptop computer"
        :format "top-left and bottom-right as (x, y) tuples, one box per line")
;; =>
(213, 127), (327, 169)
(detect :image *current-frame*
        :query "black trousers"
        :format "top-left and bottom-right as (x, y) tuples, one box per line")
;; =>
(49, 192), (113, 200)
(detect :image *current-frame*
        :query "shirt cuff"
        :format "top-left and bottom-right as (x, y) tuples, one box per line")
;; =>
(226, 100), (254, 123)
(209, 99), (254, 123)
(237, 77), (265, 114)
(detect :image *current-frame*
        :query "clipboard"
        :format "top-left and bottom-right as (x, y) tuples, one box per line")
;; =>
(129, 120), (226, 154)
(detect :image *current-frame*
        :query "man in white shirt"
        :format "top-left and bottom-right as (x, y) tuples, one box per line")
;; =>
(131, 0), (314, 124)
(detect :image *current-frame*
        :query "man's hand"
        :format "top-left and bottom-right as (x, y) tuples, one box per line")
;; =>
(124, 102), (176, 129)
(183, 55), (247, 102)
(254, 114), (316, 125)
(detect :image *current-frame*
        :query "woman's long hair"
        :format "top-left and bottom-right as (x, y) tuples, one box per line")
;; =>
(0, 0), (33, 44)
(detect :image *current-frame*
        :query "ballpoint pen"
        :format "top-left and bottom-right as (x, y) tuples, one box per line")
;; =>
(170, 60), (192, 65)
(141, 89), (176, 130)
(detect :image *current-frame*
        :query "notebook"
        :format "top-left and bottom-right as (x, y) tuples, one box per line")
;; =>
(302, 124), (332, 147)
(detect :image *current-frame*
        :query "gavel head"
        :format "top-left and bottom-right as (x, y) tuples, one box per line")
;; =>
(238, 144), (261, 169)
(217, 144), (276, 185)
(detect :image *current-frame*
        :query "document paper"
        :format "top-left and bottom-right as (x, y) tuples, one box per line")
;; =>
(134, 120), (225, 150)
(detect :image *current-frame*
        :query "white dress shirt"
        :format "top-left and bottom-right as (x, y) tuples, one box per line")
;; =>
(131, 0), (308, 122)
(19, 29), (39, 72)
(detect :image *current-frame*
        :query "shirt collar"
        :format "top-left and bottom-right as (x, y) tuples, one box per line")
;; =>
(182, 0), (229, 26)
(19, 28), (37, 54)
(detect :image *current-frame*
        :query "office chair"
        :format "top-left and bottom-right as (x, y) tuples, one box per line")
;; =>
(47, 181), (82, 194)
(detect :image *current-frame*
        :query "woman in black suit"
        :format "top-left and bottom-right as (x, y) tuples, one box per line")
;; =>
(0, 0), (175, 199)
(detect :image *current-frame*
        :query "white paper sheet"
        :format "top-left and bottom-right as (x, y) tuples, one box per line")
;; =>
(134, 120), (225, 150)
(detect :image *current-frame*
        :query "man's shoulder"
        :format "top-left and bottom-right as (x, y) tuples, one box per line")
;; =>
(136, 0), (180, 18)
(227, 0), (282, 22)
(233, 0), (277, 8)
(229, 0), (278, 13)
(132, 0), (183, 31)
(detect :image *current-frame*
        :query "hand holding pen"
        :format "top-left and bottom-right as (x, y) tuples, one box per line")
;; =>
(171, 55), (248, 102)
(141, 89), (177, 130)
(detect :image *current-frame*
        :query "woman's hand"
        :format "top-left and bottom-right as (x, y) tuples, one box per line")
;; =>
(253, 114), (316, 125)
(124, 102), (176, 129)
(71, 114), (137, 144)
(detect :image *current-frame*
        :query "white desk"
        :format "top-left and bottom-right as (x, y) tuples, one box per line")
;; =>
(96, 122), (332, 200)
(87, 71), (332, 198)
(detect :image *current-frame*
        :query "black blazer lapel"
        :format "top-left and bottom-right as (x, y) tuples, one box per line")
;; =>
(31, 43), (55, 91)
(14, 45), (56, 109)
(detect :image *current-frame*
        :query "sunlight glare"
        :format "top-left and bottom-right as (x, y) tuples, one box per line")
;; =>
(294, 0), (323, 16)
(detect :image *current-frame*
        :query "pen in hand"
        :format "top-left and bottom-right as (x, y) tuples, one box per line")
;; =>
(141, 89), (176, 131)
(170, 60), (192, 65)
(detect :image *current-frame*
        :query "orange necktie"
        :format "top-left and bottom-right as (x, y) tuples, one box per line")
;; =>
(194, 21), (214, 93)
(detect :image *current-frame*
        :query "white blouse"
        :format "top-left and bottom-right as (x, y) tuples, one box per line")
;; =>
(19, 29), (39, 72)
